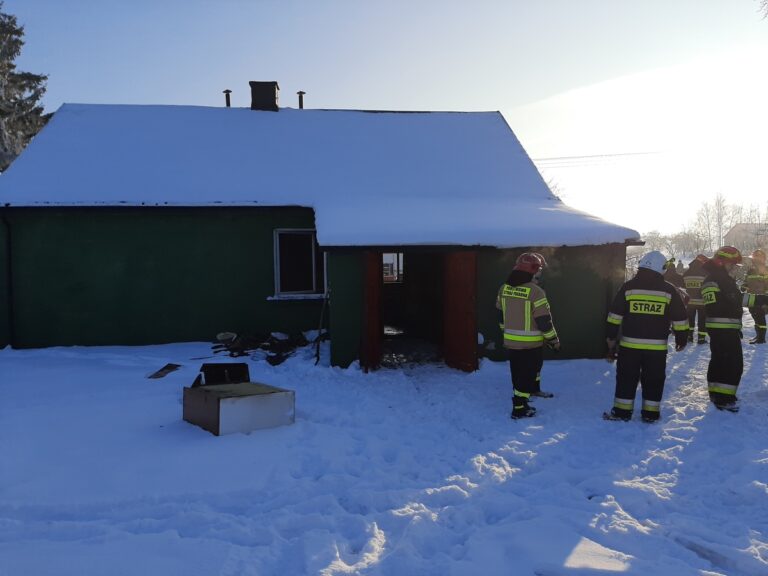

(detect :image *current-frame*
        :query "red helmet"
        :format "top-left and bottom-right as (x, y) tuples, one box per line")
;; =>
(694, 254), (709, 265)
(752, 249), (766, 264)
(513, 252), (545, 275)
(711, 246), (742, 266)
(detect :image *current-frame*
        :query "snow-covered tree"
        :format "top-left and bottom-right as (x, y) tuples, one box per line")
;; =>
(0, 1), (50, 172)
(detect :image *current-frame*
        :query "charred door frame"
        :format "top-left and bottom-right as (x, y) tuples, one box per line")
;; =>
(443, 250), (478, 372)
(359, 248), (478, 372)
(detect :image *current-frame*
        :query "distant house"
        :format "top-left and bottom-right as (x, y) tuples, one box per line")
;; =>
(724, 223), (768, 253)
(0, 81), (639, 371)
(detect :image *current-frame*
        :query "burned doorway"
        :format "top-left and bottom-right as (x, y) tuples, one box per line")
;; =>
(380, 251), (444, 367)
(360, 249), (478, 371)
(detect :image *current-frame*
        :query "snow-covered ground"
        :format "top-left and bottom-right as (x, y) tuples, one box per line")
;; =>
(1, 313), (766, 576)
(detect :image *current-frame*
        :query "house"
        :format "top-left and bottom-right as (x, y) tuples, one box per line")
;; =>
(723, 223), (768, 254)
(0, 81), (640, 371)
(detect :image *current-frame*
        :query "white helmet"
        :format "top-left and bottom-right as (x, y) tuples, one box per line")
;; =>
(638, 251), (667, 275)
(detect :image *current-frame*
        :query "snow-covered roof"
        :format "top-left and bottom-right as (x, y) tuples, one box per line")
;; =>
(0, 103), (639, 248)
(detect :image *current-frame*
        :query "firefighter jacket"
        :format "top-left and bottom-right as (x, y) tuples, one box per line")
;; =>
(496, 271), (558, 350)
(744, 264), (768, 295)
(664, 267), (685, 289)
(702, 261), (768, 330)
(683, 262), (707, 308)
(606, 268), (689, 351)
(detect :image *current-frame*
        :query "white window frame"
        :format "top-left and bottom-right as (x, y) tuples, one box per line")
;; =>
(272, 228), (327, 299)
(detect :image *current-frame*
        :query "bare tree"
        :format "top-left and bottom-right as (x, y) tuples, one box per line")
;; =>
(712, 194), (728, 248)
(640, 231), (666, 252)
(694, 203), (715, 253)
(637, 196), (767, 275)
(672, 229), (707, 257)
(545, 178), (563, 201)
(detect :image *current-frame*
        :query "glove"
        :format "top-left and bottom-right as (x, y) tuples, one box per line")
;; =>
(606, 338), (617, 363)
(546, 338), (561, 352)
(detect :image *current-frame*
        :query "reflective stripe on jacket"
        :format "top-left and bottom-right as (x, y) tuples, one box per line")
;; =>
(683, 270), (706, 307)
(702, 262), (744, 331)
(496, 282), (557, 350)
(744, 265), (768, 296)
(605, 268), (689, 351)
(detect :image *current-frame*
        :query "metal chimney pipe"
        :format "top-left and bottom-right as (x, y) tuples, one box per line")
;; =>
(297, 91), (306, 109)
(223, 89), (232, 108)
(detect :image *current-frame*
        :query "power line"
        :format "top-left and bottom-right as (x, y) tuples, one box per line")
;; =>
(532, 151), (659, 168)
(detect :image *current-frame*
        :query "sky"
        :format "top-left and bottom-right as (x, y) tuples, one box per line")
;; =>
(5, 0), (768, 235)
(1, 315), (767, 575)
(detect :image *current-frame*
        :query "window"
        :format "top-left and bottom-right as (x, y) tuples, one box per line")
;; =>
(274, 229), (325, 296)
(383, 252), (404, 283)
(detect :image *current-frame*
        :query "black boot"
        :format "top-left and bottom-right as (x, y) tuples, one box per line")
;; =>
(603, 407), (632, 421)
(710, 392), (739, 412)
(749, 327), (766, 344)
(713, 401), (739, 413)
(641, 411), (660, 423)
(511, 396), (536, 419)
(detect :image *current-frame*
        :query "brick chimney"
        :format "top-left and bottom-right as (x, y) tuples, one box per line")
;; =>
(249, 81), (279, 111)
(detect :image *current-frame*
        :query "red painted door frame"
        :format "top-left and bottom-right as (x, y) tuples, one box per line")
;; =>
(443, 251), (478, 372)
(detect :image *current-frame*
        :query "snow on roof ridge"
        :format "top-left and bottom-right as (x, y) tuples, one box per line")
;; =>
(0, 102), (640, 247)
(59, 102), (501, 115)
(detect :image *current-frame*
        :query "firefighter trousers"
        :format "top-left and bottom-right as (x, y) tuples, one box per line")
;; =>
(507, 347), (543, 400)
(688, 306), (707, 334)
(615, 347), (667, 417)
(749, 306), (767, 330)
(707, 329), (743, 405)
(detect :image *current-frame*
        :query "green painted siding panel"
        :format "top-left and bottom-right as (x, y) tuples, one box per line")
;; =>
(5, 208), (323, 347)
(0, 217), (9, 347)
(477, 244), (627, 360)
(2, 206), (630, 367)
(327, 251), (364, 368)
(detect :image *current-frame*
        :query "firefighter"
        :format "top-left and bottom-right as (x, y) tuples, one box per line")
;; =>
(496, 252), (560, 419)
(663, 258), (685, 289)
(701, 246), (768, 411)
(744, 249), (767, 344)
(683, 254), (709, 344)
(604, 250), (689, 422)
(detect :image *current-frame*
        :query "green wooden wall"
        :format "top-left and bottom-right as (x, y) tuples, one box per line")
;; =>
(0, 216), (9, 347)
(324, 244), (629, 368)
(327, 250), (364, 368)
(477, 244), (627, 360)
(0, 207), (629, 366)
(0, 207), (324, 348)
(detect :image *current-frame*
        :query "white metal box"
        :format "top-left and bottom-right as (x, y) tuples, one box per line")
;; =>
(182, 364), (295, 435)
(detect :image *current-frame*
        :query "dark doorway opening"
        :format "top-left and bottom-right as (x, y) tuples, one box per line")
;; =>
(361, 250), (478, 372)
(380, 251), (444, 368)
